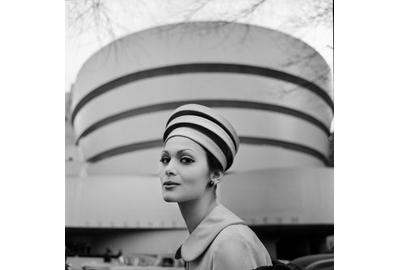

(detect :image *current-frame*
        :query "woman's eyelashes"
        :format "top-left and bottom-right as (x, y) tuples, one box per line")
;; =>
(160, 155), (170, 164)
(180, 156), (194, 164)
(159, 154), (194, 165)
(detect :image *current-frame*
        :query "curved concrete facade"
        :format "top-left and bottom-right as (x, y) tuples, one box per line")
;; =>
(71, 22), (333, 175)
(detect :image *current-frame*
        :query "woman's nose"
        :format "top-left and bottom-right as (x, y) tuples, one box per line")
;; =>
(165, 160), (177, 176)
(165, 169), (176, 177)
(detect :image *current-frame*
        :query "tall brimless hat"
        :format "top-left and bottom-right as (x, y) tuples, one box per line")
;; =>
(163, 104), (240, 172)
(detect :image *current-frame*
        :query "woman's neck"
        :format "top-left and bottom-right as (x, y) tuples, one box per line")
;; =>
(178, 193), (218, 233)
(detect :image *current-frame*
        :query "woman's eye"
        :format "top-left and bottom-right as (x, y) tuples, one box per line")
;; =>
(160, 157), (170, 164)
(180, 157), (194, 164)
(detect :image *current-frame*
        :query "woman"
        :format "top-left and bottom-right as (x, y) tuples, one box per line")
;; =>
(159, 104), (272, 270)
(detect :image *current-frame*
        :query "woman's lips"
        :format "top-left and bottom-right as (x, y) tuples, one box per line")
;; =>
(163, 181), (180, 189)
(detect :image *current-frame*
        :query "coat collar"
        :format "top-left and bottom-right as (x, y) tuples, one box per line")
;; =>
(175, 204), (245, 261)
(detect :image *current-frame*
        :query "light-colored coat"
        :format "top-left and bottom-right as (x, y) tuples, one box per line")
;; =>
(175, 204), (272, 270)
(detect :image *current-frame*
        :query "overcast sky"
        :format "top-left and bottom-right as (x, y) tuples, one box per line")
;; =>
(66, 0), (333, 92)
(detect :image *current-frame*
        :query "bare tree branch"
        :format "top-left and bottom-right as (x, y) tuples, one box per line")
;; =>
(66, 0), (332, 47)
(67, 0), (118, 44)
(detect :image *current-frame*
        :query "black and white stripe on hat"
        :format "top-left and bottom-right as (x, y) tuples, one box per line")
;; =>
(163, 104), (239, 171)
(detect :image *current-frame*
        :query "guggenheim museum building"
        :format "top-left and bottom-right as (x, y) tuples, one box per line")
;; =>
(65, 21), (333, 262)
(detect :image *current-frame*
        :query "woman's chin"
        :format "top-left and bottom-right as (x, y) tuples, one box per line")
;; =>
(162, 193), (178, 202)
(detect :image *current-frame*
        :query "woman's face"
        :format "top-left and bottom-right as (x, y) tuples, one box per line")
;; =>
(159, 136), (211, 203)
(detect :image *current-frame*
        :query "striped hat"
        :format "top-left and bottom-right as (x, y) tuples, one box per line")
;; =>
(163, 104), (240, 172)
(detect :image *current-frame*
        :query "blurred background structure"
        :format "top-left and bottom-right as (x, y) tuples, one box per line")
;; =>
(66, 1), (333, 269)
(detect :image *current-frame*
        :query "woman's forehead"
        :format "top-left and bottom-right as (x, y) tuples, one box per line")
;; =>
(163, 136), (205, 154)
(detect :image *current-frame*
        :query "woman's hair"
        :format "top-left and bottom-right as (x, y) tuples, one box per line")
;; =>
(204, 147), (223, 172)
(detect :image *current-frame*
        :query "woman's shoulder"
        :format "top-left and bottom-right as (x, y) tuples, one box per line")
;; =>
(209, 224), (272, 268)
(216, 223), (259, 242)
(211, 223), (266, 252)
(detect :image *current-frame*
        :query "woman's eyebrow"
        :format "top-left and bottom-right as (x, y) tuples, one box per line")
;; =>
(162, 149), (193, 155)
(177, 149), (194, 155)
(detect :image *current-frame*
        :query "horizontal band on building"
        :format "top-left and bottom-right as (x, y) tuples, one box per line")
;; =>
(86, 137), (329, 166)
(75, 100), (331, 144)
(71, 63), (334, 124)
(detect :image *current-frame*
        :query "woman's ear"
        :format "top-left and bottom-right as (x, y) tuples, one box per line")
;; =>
(210, 170), (224, 184)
